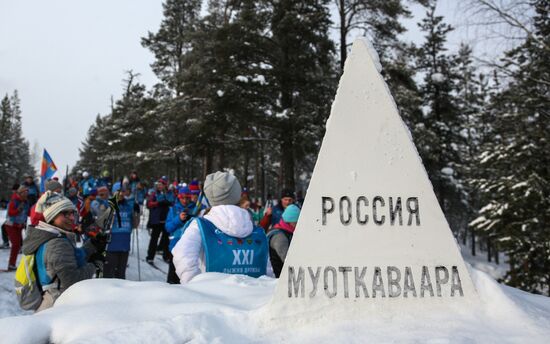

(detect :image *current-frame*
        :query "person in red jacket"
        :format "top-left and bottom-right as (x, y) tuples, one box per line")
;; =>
(5, 185), (30, 270)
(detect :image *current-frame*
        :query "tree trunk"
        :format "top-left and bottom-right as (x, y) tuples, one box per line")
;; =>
(203, 148), (213, 180)
(471, 230), (476, 256)
(280, 132), (295, 190)
(339, 0), (347, 73)
(487, 239), (492, 263)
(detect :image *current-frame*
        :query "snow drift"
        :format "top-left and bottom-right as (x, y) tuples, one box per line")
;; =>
(0, 267), (549, 343)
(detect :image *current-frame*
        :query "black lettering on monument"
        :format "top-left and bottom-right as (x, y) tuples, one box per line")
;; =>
(322, 197), (335, 225)
(389, 197), (403, 226)
(372, 266), (386, 298)
(288, 266), (305, 298)
(373, 196), (386, 225)
(354, 267), (369, 298)
(403, 267), (417, 297)
(420, 266), (434, 297)
(406, 197), (420, 226)
(451, 266), (464, 297)
(356, 196), (369, 225)
(308, 267), (321, 298)
(324, 266), (337, 298)
(435, 266), (449, 297)
(387, 266), (402, 298)
(339, 267), (352, 298)
(339, 196), (352, 226)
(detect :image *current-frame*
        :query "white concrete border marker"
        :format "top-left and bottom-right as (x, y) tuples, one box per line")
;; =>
(269, 38), (477, 319)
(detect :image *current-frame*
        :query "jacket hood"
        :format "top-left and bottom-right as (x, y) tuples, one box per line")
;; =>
(205, 205), (253, 238)
(22, 222), (66, 255)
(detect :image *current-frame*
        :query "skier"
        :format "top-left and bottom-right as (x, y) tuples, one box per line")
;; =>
(103, 185), (139, 279)
(22, 175), (39, 207)
(66, 187), (80, 207)
(129, 171), (146, 207)
(268, 204), (300, 277)
(145, 179), (171, 264)
(96, 170), (112, 190)
(260, 189), (295, 230)
(165, 186), (194, 284)
(5, 186), (29, 270)
(172, 171), (271, 284)
(79, 171), (96, 198)
(21, 192), (105, 311)
(91, 186), (110, 216)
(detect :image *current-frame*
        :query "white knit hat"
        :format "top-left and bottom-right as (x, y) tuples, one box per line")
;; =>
(42, 191), (77, 223)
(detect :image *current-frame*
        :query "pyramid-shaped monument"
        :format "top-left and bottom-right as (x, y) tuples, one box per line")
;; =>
(269, 38), (477, 319)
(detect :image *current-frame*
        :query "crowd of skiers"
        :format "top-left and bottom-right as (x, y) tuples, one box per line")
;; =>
(2, 169), (301, 312)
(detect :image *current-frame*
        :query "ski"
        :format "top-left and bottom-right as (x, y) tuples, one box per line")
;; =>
(144, 260), (167, 275)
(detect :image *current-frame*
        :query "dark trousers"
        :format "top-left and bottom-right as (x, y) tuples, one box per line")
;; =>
(146, 223), (169, 261)
(104, 251), (129, 279)
(1, 224), (8, 245)
(167, 257), (180, 284)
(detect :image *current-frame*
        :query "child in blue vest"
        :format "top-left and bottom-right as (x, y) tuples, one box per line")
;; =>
(103, 185), (139, 279)
(172, 172), (272, 283)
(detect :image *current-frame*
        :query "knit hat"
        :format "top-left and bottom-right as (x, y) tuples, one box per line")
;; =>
(97, 186), (109, 195)
(281, 188), (295, 199)
(45, 179), (63, 192)
(282, 204), (301, 223)
(41, 191), (77, 223)
(178, 186), (191, 198)
(203, 171), (241, 206)
(189, 180), (201, 195)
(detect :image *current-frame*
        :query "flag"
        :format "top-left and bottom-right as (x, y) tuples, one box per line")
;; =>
(40, 149), (58, 192)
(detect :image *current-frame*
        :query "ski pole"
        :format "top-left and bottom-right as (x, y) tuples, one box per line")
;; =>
(136, 226), (141, 281)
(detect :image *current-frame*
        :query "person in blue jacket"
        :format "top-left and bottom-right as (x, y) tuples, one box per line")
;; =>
(164, 186), (194, 284)
(103, 184), (140, 279)
(79, 171), (96, 198)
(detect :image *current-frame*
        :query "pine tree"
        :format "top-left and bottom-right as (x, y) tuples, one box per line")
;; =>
(471, 0), (550, 294)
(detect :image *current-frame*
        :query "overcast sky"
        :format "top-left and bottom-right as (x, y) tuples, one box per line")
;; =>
(0, 1), (482, 178)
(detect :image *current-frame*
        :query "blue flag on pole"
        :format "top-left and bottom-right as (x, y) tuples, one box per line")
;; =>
(40, 149), (58, 192)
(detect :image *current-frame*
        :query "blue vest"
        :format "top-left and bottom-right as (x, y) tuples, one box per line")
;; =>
(36, 238), (87, 287)
(107, 200), (133, 252)
(196, 218), (268, 278)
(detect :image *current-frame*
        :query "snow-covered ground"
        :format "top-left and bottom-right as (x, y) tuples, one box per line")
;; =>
(1, 210), (549, 343)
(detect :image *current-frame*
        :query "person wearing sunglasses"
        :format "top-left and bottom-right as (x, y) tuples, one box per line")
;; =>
(21, 192), (105, 312)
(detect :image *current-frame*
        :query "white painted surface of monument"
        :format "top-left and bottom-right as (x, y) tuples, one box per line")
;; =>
(269, 38), (477, 320)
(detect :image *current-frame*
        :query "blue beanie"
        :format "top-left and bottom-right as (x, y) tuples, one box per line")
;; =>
(282, 204), (300, 223)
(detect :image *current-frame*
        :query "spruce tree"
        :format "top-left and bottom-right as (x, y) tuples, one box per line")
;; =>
(268, 0), (337, 190)
(413, 1), (465, 236)
(471, 0), (550, 294)
(0, 91), (35, 199)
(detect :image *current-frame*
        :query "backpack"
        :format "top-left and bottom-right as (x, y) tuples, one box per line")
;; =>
(14, 253), (43, 311)
(14, 241), (57, 311)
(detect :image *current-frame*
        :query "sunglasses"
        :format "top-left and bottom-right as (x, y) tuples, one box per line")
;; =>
(61, 210), (77, 218)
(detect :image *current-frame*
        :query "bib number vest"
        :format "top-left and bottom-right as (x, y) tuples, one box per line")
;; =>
(196, 218), (268, 278)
